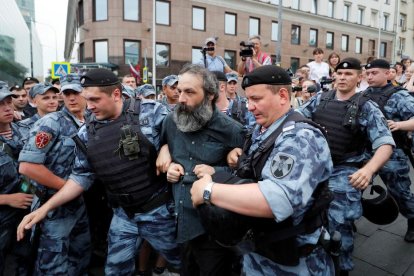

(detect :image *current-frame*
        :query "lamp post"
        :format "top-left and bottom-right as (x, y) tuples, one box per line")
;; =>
(275, 0), (283, 66)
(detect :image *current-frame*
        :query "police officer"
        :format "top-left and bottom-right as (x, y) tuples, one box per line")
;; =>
(299, 58), (394, 275)
(21, 77), (39, 118)
(17, 83), (59, 141)
(18, 73), (90, 275)
(17, 69), (181, 275)
(364, 59), (414, 242)
(0, 83), (32, 276)
(160, 75), (179, 112)
(139, 84), (157, 100)
(191, 65), (334, 275)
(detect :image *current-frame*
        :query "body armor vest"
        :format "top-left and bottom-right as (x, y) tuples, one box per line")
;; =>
(86, 99), (163, 209)
(312, 90), (369, 165)
(230, 99), (248, 126)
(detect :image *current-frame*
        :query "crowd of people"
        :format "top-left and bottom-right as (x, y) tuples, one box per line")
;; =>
(1, 34), (414, 276)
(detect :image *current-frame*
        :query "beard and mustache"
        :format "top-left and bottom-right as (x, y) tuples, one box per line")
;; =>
(172, 98), (213, 132)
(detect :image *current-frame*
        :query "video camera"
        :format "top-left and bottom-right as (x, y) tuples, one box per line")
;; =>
(201, 46), (215, 53)
(239, 41), (254, 58)
(320, 76), (335, 92)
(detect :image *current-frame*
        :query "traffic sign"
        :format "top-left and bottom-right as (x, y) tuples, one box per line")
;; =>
(142, 66), (148, 83)
(51, 62), (70, 79)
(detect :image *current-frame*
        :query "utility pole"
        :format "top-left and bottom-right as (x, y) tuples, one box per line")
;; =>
(377, 3), (382, 58)
(275, 0), (283, 66)
(28, 17), (34, 76)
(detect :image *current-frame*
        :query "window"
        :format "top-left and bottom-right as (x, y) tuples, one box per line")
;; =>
(78, 0), (84, 26)
(368, 39), (376, 56)
(156, 1), (170, 25)
(311, 0), (318, 14)
(309, 29), (318, 47)
(225, 12), (236, 35)
(326, 32), (334, 49)
(249, 17), (260, 36)
(355, 37), (362, 54)
(155, 43), (170, 67)
(384, 0), (390, 4)
(382, 14), (389, 30)
(192, 6), (205, 31)
(224, 50), (236, 70)
(398, 37), (406, 53)
(124, 0), (140, 21)
(343, 4), (350, 21)
(94, 40), (108, 63)
(292, 0), (300, 9)
(341, 35), (349, 52)
(79, 42), (84, 62)
(291, 25), (301, 45)
(93, 0), (107, 21)
(380, 42), (387, 58)
(400, 13), (407, 31)
(290, 57), (300, 74)
(357, 7), (364, 24)
(192, 47), (203, 63)
(124, 40), (140, 64)
(328, 1), (334, 18)
(271, 21), (278, 41)
(371, 11), (378, 27)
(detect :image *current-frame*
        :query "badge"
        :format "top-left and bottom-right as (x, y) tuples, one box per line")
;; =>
(35, 132), (52, 149)
(270, 153), (295, 179)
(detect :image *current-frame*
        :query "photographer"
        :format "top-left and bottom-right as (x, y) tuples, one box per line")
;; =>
(237, 35), (271, 76)
(196, 37), (234, 73)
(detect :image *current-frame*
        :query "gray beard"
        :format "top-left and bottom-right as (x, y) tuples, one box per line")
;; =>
(172, 99), (213, 132)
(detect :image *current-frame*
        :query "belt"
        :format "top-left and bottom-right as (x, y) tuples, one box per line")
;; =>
(122, 190), (171, 217)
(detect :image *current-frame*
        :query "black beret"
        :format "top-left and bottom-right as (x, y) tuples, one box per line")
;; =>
(366, 59), (390, 70)
(22, 77), (39, 87)
(242, 65), (291, 89)
(80, 68), (120, 87)
(335, 57), (361, 72)
(211, 71), (227, 82)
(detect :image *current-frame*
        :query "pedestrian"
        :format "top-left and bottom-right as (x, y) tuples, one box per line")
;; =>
(196, 37), (234, 73)
(160, 75), (179, 112)
(237, 35), (272, 76)
(307, 48), (330, 83)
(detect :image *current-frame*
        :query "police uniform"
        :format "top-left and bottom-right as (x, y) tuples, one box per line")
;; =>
(299, 58), (395, 272)
(18, 75), (91, 275)
(0, 87), (31, 275)
(234, 66), (335, 275)
(364, 59), (414, 242)
(160, 75), (179, 112)
(68, 69), (180, 275)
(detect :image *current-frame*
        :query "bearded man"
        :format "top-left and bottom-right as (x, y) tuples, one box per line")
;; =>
(159, 64), (245, 275)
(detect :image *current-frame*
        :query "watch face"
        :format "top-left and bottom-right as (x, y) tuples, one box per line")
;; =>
(203, 190), (211, 202)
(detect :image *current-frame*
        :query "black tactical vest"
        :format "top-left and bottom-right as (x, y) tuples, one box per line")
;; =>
(230, 98), (248, 126)
(86, 99), (163, 209)
(312, 90), (370, 165)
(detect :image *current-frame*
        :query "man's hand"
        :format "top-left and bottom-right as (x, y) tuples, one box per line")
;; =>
(13, 111), (22, 121)
(156, 144), (172, 175)
(7, 193), (33, 209)
(349, 167), (374, 190)
(387, 120), (401, 132)
(191, 174), (213, 207)
(193, 164), (215, 178)
(16, 207), (49, 241)
(227, 148), (242, 169)
(166, 162), (184, 183)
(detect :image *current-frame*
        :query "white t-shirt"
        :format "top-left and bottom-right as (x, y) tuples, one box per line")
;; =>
(307, 61), (330, 83)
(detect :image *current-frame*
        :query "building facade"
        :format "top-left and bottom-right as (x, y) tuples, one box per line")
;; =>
(64, 0), (408, 83)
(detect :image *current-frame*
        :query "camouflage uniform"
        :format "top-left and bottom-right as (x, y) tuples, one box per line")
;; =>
(0, 124), (30, 275)
(243, 110), (334, 275)
(299, 92), (395, 271)
(226, 95), (256, 130)
(18, 107), (91, 275)
(69, 100), (181, 276)
(17, 113), (40, 142)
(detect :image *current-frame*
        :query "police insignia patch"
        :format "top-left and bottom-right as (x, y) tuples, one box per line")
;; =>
(270, 153), (295, 178)
(35, 132), (52, 149)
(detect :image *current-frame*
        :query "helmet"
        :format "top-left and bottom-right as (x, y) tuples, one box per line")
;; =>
(362, 185), (399, 225)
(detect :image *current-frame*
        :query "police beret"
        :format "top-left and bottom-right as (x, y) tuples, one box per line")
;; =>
(22, 77), (39, 87)
(365, 59), (390, 70)
(10, 85), (22, 92)
(162, 75), (178, 87)
(335, 58), (361, 71)
(29, 83), (59, 98)
(211, 71), (227, 82)
(242, 65), (291, 89)
(60, 74), (82, 93)
(80, 69), (120, 87)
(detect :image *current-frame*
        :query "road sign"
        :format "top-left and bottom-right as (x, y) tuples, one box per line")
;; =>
(143, 66), (148, 83)
(51, 62), (70, 79)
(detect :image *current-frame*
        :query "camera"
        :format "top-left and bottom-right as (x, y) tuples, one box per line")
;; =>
(239, 41), (254, 58)
(201, 46), (215, 52)
(292, 86), (302, 92)
(319, 76), (335, 85)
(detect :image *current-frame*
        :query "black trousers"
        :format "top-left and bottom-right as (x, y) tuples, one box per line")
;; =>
(181, 234), (235, 276)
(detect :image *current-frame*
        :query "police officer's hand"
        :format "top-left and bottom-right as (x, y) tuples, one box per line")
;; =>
(193, 164), (215, 178)
(387, 120), (401, 132)
(167, 162), (184, 183)
(156, 144), (172, 175)
(7, 193), (33, 209)
(349, 168), (373, 190)
(227, 148), (242, 169)
(191, 174), (213, 207)
(16, 207), (48, 241)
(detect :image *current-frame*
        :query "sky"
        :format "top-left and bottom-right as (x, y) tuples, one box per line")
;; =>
(34, 0), (69, 76)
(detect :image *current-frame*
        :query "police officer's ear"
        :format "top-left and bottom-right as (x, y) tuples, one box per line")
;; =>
(278, 87), (290, 104)
(112, 87), (123, 102)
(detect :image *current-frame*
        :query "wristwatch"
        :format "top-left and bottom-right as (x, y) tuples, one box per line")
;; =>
(203, 181), (215, 204)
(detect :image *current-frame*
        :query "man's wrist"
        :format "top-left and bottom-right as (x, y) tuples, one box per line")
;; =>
(203, 181), (215, 204)
(241, 57), (246, 62)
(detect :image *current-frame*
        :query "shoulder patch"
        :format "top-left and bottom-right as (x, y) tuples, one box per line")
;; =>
(35, 131), (52, 149)
(270, 152), (295, 179)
